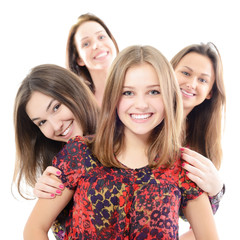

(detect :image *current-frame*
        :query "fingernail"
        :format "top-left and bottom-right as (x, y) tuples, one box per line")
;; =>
(59, 184), (64, 189)
(180, 148), (184, 152)
(56, 190), (61, 194)
(50, 194), (55, 198)
(56, 171), (61, 175)
(182, 163), (185, 167)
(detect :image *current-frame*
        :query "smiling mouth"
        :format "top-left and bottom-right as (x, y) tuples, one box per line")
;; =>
(130, 113), (152, 120)
(181, 89), (195, 97)
(95, 51), (108, 59)
(60, 121), (73, 136)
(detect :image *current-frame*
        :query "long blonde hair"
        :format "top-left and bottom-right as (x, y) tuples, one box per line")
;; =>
(13, 64), (99, 198)
(171, 43), (226, 169)
(93, 45), (183, 168)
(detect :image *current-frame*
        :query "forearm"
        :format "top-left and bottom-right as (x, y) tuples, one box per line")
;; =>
(23, 199), (52, 240)
(24, 188), (73, 240)
(24, 224), (49, 240)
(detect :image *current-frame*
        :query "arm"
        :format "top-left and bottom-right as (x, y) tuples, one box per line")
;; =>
(34, 166), (64, 199)
(24, 176), (73, 240)
(179, 230), (195, 240)
(182, 193), (219, 240)
(181, 147), (224, 197)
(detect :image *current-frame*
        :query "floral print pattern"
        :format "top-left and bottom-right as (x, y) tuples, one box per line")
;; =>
(52, 136), (203, 239)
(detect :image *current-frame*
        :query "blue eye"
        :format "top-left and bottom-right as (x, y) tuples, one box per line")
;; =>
(199, 78), (207, 83)
(123, 91), (133, 96)
(149, 90), (160, 95)
(99, 35), (106, 40)
(182, 71), (190, 76)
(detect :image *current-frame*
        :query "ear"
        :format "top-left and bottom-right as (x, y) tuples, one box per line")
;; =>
(206, 90), (212, 100)
(76, 57), (85, 66)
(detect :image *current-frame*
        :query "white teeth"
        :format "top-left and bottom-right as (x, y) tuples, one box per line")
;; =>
(181, 89), (194, 96)
(61, 123), (72, 136)
(131, 114), (151, 120)
(95, 52), (107, 59)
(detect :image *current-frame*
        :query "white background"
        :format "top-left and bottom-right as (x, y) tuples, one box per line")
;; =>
(1, 0), (239, 239)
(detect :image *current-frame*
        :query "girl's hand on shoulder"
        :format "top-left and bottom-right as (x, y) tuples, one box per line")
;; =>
(180, 147), (223, 196)
(33, 166), (64, 199)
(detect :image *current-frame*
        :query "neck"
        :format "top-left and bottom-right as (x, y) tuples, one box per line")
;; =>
(183, 107), (193, 119)
(90, 69), (108, 107)
(117, 131), (149, 169)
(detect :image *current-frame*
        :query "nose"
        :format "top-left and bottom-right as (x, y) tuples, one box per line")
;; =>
(135, 94), (149, 110)
(92, 38), (103, 50)
(49, 117), (63, 134)
(92, 41), (99, 50)
(186, 76), (197, 89)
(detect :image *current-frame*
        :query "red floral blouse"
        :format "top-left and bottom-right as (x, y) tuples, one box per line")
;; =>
(52, 136), (203, 239)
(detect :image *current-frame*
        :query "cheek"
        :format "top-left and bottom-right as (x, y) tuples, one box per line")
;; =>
(201, 86), (212, 99)
(78, 49), (88, 62)
(40, 125), (52, 139)
(109, 42), (117, 56)
(117, 99), (129, 120)
(157, 104), (165, 120)
(176, 75), (186, 86)
(116, 102), (124, 120)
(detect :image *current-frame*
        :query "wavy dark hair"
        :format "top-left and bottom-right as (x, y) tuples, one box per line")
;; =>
(13, 64), (99, 198)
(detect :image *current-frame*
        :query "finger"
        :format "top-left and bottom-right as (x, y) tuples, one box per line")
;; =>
(181, 152), (206, 171)
(186, 172), (205, 190)
(37, 175), (64, 190)
(33, 188), (56, 199)
(182, 162), (204, 180)
(43, 166), (62, 177)
(181, 147), (209, 165)
(35, 181), (63, 195)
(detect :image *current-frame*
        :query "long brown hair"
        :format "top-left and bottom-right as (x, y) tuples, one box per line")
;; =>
(66, 13), (119, 93)
(171, 42), (226, 169)
(13, 64), (99, 198)
(93, 45), (183, 168)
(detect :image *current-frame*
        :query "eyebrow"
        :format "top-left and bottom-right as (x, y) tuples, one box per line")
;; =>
(80, 30), (104, 42)
(31, 99), (54, 122)
(123, 84), (160, 88)
(182, 66), (211, 77)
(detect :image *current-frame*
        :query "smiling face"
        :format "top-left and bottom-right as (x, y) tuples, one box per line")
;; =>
(117, 63), (165, 140)
(26, 91), (83, 142)
(174, 52), (215, 115)
(74, 21), (117, 73)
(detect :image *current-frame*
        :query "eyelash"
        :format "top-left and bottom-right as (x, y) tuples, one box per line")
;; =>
(38, 120), (46, 127)
(182, 71), (190, 76)
(122, 90), (160, 96)
(53, 103), (61, 112)
(82, 42), (89, 48)
(122, 91), (133, 96)
(181, 72), (208, 83)
(37, 103), (61, 127)
(149, 90), (160, 95)
(81, 35), (106, 48)
(99, 35), (106, 40)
